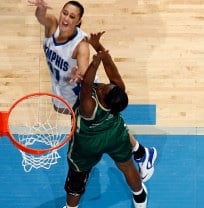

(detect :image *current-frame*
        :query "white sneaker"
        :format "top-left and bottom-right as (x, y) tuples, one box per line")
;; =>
(62, 205), (78, 208)
(132, 183), (147, 208)
(133, 198), (147, 208)
(136, 147), (157, 182)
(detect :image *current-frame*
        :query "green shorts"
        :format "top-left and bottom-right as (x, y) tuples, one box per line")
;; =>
(67, 125), (132, 172)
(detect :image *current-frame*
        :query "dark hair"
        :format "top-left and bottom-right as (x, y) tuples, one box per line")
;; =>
(104, 86), (128, 115)
(63, 1), (84, 27)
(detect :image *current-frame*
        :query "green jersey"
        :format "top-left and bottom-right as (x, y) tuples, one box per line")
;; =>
(68, 91), (132, 172)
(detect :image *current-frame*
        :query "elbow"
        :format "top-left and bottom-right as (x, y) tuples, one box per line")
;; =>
(111, 81), (126, 91)
(119, 83), (126, 91)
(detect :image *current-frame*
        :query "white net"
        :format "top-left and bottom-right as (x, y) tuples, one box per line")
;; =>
(7, 93), (75, 172)
(21, 150), (61, 172)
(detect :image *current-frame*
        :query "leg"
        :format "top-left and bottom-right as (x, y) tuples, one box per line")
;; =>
(116, 158), (141, 192)
(64, 168), (90, 207)
(116, 158), (147, 208)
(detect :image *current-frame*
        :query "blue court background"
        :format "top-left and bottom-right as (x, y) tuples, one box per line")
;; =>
(0, 105), (203, 207)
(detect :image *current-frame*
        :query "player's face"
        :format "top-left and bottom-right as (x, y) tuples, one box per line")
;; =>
(59, 4), (81, 32)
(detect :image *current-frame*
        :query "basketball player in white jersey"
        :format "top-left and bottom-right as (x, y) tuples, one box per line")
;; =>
(28, 0), (91, 113)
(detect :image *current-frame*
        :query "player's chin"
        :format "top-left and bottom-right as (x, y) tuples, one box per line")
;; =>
(59, 24), (70, 32)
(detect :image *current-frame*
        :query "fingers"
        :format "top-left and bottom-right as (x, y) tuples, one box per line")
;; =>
(27, 0), (42, 6)
(27, 0), (52, 9)
(90, 31), (105, 38)
(88, 31), (106, 42)
(69, 76), (83, 83)
(69, 67), (83, 83)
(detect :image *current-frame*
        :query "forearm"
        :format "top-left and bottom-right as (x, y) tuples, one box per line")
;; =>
(89, 32), (125, 89)
(35, 6), (48, 25)
(82, 60), (100, 86)
(102, 52), (117, 72)
(102, 52), (125, 90)
(94, 42), (105, 52)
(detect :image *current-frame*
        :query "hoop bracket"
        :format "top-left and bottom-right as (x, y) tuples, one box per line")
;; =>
(0, 112), (9, 137)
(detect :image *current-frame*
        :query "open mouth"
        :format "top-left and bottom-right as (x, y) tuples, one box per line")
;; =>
(62, 21), (68, 27)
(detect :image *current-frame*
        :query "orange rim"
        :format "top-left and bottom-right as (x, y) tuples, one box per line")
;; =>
(6, 92), (76, 155)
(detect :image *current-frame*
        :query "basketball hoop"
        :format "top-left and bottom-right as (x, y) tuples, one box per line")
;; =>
(0, 92), (76, 172)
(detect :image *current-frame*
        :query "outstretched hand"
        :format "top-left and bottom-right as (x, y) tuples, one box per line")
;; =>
(69, 66), (83, 83)
(87, 31), (106, 52)
(27, 0), (52, 9)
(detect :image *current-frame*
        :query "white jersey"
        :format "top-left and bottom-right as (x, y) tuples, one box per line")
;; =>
(43, 27), (87, 108)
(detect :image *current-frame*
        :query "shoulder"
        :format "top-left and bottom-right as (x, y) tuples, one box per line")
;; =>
(76, 27), (88, 37)
(73, 37), (90, 59)
(76, 28), (89, 49)
(78, 39), (89, 51)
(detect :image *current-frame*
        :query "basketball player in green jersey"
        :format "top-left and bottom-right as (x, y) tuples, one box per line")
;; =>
(63, 32), (149, 208)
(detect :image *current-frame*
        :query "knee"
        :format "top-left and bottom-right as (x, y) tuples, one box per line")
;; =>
(64, 169), (90, 195)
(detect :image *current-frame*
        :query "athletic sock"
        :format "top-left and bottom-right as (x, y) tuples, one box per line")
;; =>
(133, 144), (146, 160)
(132, 188), (147, 203)
(66, 203), (78, 208)
(132, 141), (140, 152)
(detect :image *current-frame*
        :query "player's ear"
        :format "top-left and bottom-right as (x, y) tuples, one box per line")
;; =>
(77, 20), (82, 27)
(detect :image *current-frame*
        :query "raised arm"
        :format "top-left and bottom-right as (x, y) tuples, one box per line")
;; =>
(101, 51), (125, 90)
(79, 53), (101, 118)
(28, 0), (57, 37)
(88, 32), (126, 90)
